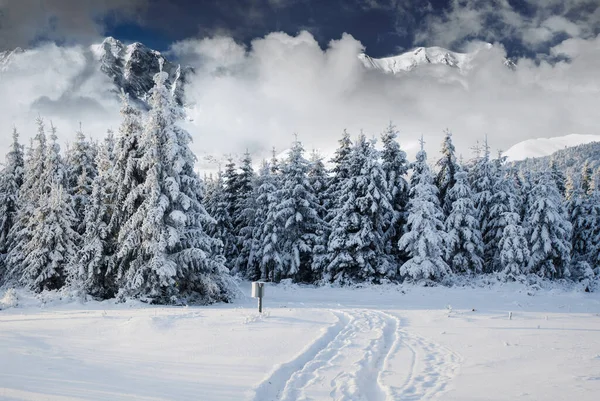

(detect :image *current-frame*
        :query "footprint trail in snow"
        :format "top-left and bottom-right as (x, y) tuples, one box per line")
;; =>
(251, 309), (461, 401)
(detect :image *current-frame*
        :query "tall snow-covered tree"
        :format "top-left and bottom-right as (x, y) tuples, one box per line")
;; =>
(485, 165), (521, 271)
(526, 172), (572, 278)
(257, 159), (284, 281)
(204, 171), (236, 261)
(109, 92), (145, 242)
(308, 150), (330, 278)
(0, 129), (24, 254)
(380, 123), (409, 265)
(77, 133), (117, 298)
(116, 67), (233, 304)
(444, 169), (483, 275)
(274, 139), (323, 282)
(435, 129), (459, 215)
(549, 157), (566, 197)
(399, 139), (449, 281)
(221, 156), (240, 262)
(470, 137), (496, 266)
(233, 151), (256, 276)
(325, 134), (395, 283)
(497, 211), (530, 280)
(66, 126), (97, 234)
(20, 181), (79, 292)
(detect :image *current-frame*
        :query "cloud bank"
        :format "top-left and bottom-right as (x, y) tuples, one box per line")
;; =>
(2, 31), (600, 172)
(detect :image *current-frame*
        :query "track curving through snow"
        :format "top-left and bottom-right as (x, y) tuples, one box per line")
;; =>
(251, 309), (461, 401)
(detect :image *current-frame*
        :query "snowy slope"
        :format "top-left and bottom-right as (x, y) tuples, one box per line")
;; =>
(1, 283), (599, 401)
(504, 134), (600, 161)
(359, 46), (474, 73)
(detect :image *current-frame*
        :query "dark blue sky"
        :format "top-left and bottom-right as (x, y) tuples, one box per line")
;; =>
(103, 0), (479, 57)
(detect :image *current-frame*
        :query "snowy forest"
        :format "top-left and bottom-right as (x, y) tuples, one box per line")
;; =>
(0, 69), (599, 305)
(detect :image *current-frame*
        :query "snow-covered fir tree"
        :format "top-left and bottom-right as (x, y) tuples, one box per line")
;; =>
(485, 164), (521, 271)
(6, 119), (48, 282)
(66, 125), (97, 234)
(116, 66), (233, 303)
(273, 139), (323, 282)
(549, 157), (566, 197)
(233, 151), (256, 276)
(399, 138), (449, 281)
(77, 133), (117, 298)
(257, 158), (284, 281)
(444, 169), (484, 275)
(435, 130), (459, 215)
(325, 134), (395, 283)
(109, 92), (145, 244)
(380, 123), (409, 265)
(526, 172), (572, 278)
(20, 180), (79, 292)
(0, 129), (24, 255)
(204, 171), (236, 261)
(221, 157), (240, 262)
(469, 137), (497, 268)
(497, 211), (530, 280)
(307, 150), (330, 278)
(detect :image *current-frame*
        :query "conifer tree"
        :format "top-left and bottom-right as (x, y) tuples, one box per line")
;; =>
(326, 134), (394, 283)
(20, 181), (79, 292)
(6, 119), (48, 282)
(0, 129), (24, 254)
(257, 159), (283, 281)
(67, 125), (97, 234)
(308, 150), (330, 278)
(435, 129), (459, 215)
(77, 134), (117, 298)
(498, 211), (530, 280)
(526, 172), (572, 278)
(233, 151), (256, 276)
(116, 67), (233, 303)
(222, 157), (240, 262)
(470, 137), (496, 268)
(380, 123), (409, 265)
(485, 166), (521, 271)
(109, 92), (145, 241)
(399, 139), (449, 281)
(204, 171), (236, 260)
(274, 139), (323, 282)
(444, 169), (483, 274)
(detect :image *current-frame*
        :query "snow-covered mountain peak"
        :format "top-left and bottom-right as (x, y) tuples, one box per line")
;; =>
(503, 134), (600, 161)
(359, 46), (473, 73)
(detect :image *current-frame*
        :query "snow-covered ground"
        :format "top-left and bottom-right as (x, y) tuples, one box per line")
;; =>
(1, 282), (600, 401)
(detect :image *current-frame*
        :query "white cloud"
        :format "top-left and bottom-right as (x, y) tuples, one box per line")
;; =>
(2, 31), (600, 174)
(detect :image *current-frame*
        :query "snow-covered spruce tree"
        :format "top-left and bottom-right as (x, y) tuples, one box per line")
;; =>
(0, 129), (24, 254)
(549, 157), (566, 197)
(257, 159), (284, 281)
(109, 92), (145, 243)
(204, 171), (236, 261)
(497, 211), (530, 280)
(469, 137), (497, 269)
(233, 151), (256, 276)
(444, 169), (484, 275)
(273, 139), (323, 282)
(517, 168), (534, 223)
(66, 126), (97, 234)
(485, 164), (521, 271)
(116, 67), (233, 304)
(325, 130), (353, 212)
(19, 180), (79, 292)
(435, 129), (459, 215)
(6, 119), (48, 282)
(221, 156), (240, 262)
(581, 160), (594, 195)
(0, 129), (24, 282)
(77, 134), (117, 298)
(565, 173), (596, 280)
(307, 150), (330, 279)
(325, 134), (395, 283)
(380, 123), (409, 265)
(526, 172), (572, 279)
(42, 123), (68, 191)
(399, 139), (450, 281)
(586, 171), (600, 277)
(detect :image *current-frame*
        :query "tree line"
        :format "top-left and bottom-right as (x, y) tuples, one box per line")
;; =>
(1, 72), (599, 304)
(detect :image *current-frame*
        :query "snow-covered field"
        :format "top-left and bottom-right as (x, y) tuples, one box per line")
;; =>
(1, 282), (600, 401)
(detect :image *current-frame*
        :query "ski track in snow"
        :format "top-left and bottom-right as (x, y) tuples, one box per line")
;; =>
(251, 309), (461, 401)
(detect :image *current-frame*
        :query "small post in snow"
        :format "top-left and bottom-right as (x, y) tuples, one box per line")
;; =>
(509, 311), (512, 320)
(251, 282), (265, 313)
